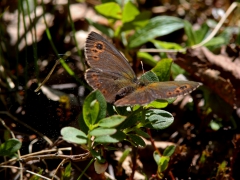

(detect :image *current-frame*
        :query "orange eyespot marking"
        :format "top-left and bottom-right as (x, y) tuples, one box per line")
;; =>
(175, 90), (180, 93)
(93, 41), (104, 52)
(91, 73), (97, 77)
(92, 56), (99, 61)
(91, 49), (99, 53)
(96, 43), (103, 50)
(96, 83), (101, 88)
(168, 92), (172, 95)
(102, 89), (107, 94)
(91, 73), (98, 81)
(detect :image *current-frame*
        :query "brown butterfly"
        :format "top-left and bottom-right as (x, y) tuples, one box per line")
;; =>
(85, 32), (201, 106)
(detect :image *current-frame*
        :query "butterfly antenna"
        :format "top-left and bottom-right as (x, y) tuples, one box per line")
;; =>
(140, 61), (145, 74)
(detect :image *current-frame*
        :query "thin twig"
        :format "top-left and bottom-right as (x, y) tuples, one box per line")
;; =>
(0, 118), (17, 144)
(34, 59), (60, 92)
(18, 152), (90, 163)
(51, 159), (70, 180)
(29, 138), (39, 153)
(2, 151), (90, 166)
(147, 128), (161, 155)
(0, 147), (72, 166)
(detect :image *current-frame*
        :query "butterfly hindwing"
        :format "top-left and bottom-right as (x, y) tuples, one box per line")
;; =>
(85, 68), (137, 103)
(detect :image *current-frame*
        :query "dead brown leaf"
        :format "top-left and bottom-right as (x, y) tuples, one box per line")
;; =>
(174, 46), (240, 108)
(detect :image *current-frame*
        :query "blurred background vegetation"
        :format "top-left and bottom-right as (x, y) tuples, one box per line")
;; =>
(0, 0), (240, 179)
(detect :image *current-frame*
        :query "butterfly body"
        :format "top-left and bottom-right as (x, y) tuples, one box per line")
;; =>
(85, 32), (201, 106)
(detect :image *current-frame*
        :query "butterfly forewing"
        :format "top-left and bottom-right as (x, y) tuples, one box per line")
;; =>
(85, 32), (138, 102)
(114, 81), (201, 106)
(85, 32), (136, 81)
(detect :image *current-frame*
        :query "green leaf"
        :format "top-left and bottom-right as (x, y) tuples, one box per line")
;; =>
(195, 23), (209, 43)
(204, 37), (225, 47)
(122, 1), (139, 23)
(0, 139), (22, 156)
(61, 127), (87, 144)
(119, 148), (131, 164)
(121, 11), (151, 32)
(115, 106), (129, 116)
(95, 135), (119, 143)
(94, 130), (126, 143)
(166, 98), (177, 104)
(135, 129), (150, 138)
(86, 19), (114, 38)
(184, 20), (197, 46)
(140, 71), (159, 82)
(217, 161), (227, 176)
(153, 151), (161, 164)
(151, 39), (183, 50)
(78, 113), (89, 135)
(137, 52), (157, 67)
(145, 109), (174, 130)
(158, 156), (170, 172)
(90, 100), (99, 125)
(132, 105), (141, 111)
(144, 99), (169, 109)
(83, 90), (107, 128)
(151, 58), (172, 81)
(209, 120), (221, 131)
(118, 105), (143, 129)
(62, 163), (72, 179)
(130, 11), (151, 28)
(95, 2), (122, 19)
(91, 149), (106, 163)
(163, 145), (176, 156)
(98, 115), (126, 128)
(117, 108), (142, 129)
(90, 127), (117, 136)
(128, 134), (146, 147)
(128, 16), (184, 48)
